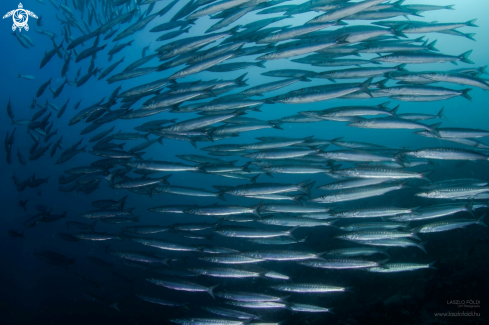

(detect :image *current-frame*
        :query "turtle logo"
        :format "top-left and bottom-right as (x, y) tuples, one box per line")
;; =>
(3, 3), (38, 32)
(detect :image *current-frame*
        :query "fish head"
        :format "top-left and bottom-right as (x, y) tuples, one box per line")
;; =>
(390, 214), (406, 222)
(275, 95), (294, 104)
(415, 191), (432, 198)
(333, 168), (350, 176)
(414, 130), (435, 138)
(405, 150), (423, 158)
(347, 120), (366, 127)
(334, 233), (352, 240)
(358, 162), (377, 167)
(332, 209), (348, 217)
(241, 153), (255, 159)
(419, 72), (444, 81)
(258, 52), (274, 60)
(321, 183), (337, 190)
(299, 111), (318, 118)
(371, 56), (387, 62)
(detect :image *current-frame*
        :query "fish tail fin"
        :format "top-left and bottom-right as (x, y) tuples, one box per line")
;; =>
(437, 107), (448, 120)
(133, 152), (145, 160)
(286, 226), (299, 240)
(429, 261), (437, 270)
(420, 170), (434, 183)
(335, 34), (349, 44)
(207, 284), (219, 300)
(465, 200), (474, 217)
(241, 161), (251, 172)
(227, 25), (241, 35)
(374, 78), (388, 88)
(466, 19), (478, 27)
(461, 88), (472, 101)
(90, 220), (97, 232)
(459, 50), (474, 64)
(427, 40), (438, 51)
(417, 242), (428, 254)
(297, 179), (312, 197)
(253, 201), (262, 217)
(292, 194), (305, 204)
(394, 155), (406, 167)
(389, 104), (400, 116)
(111, 302), (121, 312)
(196, 163), (208, 174)
(272, 122), (283, 130)
(160, 174), (172, 185)
(478, 65), (488, 75)
(445, 4), (455, 9)
(250, 174), (260, 183)
(396, 64), (407, 71)
(464, 33), (476, 41)
(216, 192), (226, 201)
(116, 196), (127, 210)
(477, 213), (487, 227)
(235, 73), (248, 86)
(398, 180), (411, 189)
(335, 20), (348, 26)
(393, 27), (407, 38)
(428, 122), (442, 138)
(106, 169), (118, 188)
(299, 233), (312, 247)
(360, 78), (373, 97)
(256, 61), (266, 68)
(410, 226), (423, 240)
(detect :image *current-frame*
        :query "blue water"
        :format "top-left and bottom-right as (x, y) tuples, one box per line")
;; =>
(1, 0), (489, 324)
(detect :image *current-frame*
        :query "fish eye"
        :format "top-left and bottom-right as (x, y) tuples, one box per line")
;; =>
(330, 72), (335, 75)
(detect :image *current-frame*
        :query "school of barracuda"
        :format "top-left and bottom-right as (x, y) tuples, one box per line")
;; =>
(5, 0), (489, 323)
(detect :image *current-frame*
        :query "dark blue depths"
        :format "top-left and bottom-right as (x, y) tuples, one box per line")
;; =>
(1, 0), (489, 324)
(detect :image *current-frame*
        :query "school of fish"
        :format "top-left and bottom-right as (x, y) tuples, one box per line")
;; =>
(5, 0), (489, 324)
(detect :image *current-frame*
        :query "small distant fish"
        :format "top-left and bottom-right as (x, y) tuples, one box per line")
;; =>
(8, 230), (24, 238)
(18, 74), (35, 80)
